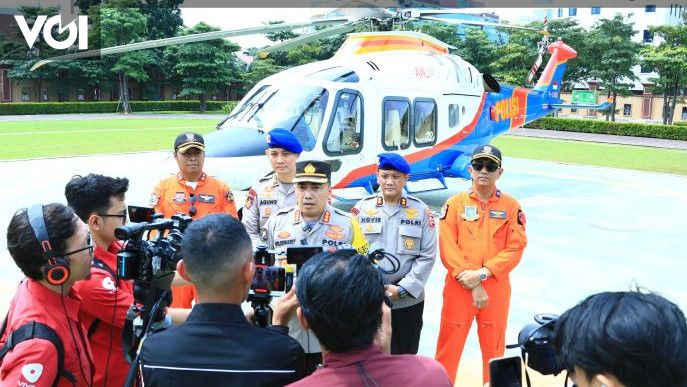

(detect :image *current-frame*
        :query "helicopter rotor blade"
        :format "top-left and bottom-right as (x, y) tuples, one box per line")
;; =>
(30, 17), (349, 71)
(258, 21), (358, 58)
(420, 15), (549, 35)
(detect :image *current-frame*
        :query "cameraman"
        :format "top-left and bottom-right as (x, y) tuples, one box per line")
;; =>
(1, 204), (94, 386)
(65, 174), (188, 387)
(287, 250), (451, 387)
(139, 214), (306, 386)
(554, 291), (687, 387)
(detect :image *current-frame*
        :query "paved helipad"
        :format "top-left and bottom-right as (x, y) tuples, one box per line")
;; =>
(1, 152), (685, 386)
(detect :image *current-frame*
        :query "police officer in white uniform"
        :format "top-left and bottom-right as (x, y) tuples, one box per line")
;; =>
(352, 153), (437, 355)
(263, 160), (368, 374)
(242, 128), (302, 247)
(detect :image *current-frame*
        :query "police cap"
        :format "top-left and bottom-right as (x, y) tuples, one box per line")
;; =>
(266, 128), (303, 154)
(175, 132), (205, 153)
(293, 160), (330, 184)
(378, 153), (410, 174)
(471, 145), (502, 166)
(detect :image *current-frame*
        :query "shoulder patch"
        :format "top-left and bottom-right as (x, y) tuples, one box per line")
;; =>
(149, 193), (159, 207)
(351, 207), (360, 216)
(517, 209), (526, 228)
(225, 190), (234, 202)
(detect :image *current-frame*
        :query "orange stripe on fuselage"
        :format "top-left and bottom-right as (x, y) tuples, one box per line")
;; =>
(340, 36), (448, 56)
(333, 93), (487, 189)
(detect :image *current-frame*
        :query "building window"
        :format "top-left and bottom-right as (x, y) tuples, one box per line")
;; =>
(325, 91), (363, 155)
(21, 87), (30, 101)
(414, 99), (437, 147)
(77, 89), (85, 101)
(623, 104), (632, 116)
(42, 89), (48, 101)
(682, 107), (687, 120)
(557, 8), (563, 17)
(591, 7), (601, 15)
(449, 104), (460, 128)
(383, 98), (410, 150)
(571, 108), (578, 113)
(569, 8), (577, 16)
(645, 5), (656, 12)
(643, 30), (653, 43)
(640, 65), (651, 73)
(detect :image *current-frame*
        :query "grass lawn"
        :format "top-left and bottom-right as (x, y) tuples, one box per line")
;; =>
(1, 118), (686, 175)
(493, 136), (687, 176)
(0, 119), (217, 159)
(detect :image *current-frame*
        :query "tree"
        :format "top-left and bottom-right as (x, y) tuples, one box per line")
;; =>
(587, 15), (641, 121)
(242, 59), (283, 90)
(99, 0), (153, 113)
(166, 22), (240, 112)
(642, 21), (687, 125)
(454, 28), (498, 74)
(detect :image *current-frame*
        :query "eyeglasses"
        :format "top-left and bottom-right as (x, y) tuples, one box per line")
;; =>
(97, 212), (127, 222)
(189, 194), (197, 217)
(63, 233), (94, 257)
(471, 160), (500, 172)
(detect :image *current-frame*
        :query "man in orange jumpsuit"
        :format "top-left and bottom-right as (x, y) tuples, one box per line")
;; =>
(435, 145), (527, 385)
(150, 132), (238, 308)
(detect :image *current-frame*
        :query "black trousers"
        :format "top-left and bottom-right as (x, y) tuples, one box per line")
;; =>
(390, 301), (424, 355)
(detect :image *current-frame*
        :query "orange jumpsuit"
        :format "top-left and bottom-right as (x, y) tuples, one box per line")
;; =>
(150, 172), (237, 308)
(435, 187), (527, 384)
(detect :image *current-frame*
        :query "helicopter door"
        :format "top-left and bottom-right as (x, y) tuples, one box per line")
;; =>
(381, 98), (411, 152)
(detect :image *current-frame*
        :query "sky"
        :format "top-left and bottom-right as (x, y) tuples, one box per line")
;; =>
(180, 7), (541, 49)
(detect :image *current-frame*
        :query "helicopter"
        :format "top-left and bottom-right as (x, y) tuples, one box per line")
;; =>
(31, 4), (610, 200)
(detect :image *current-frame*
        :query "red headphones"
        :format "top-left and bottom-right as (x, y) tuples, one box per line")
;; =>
(27, 204), (70, 286)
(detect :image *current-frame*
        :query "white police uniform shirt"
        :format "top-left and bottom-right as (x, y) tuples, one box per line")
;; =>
(352, 194), (437, 310)
(242, 173), (296, 248)
(263, 204), (367, 354)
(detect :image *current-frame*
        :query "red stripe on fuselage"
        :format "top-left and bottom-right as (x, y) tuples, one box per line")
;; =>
(333, 93), (487, 189)
(511, 87), (529, 128)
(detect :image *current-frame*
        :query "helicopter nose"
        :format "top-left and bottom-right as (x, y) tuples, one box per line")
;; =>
(204, 127), (268, 157)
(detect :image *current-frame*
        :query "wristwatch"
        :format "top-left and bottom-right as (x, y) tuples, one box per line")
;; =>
(479, 268), (488, 282)
(398, 286), (409, 299)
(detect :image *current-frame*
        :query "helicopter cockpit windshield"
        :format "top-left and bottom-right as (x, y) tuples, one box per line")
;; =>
(223, 85), (329, 151)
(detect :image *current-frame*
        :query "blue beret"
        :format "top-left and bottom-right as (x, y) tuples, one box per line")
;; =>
(378, 153), (410, 174)
(267, 128), (303, 154)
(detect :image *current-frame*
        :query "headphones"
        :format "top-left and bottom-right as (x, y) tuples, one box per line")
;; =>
(27, 204), (71, 286)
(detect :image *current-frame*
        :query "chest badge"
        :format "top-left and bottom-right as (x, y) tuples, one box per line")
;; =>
(365, 209), (379, 216)
(489, 210), (507, 219)
(404, 238), (415, 249)
(173, 192), (186, 204)
(461, 205), (479, 221)
(325, 225), (345, 240)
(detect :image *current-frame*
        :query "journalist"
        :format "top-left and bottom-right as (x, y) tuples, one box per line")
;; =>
(287, 250), (451, 387)
(139, 213), (306, 386)
(555, 291), (687, 387)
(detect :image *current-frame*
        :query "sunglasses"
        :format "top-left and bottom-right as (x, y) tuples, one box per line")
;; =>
(471, 160), (500, 172)
(63, 233), (94, 257)
(189, 194), (197, 217)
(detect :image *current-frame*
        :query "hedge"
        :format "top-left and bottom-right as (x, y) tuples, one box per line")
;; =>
(0, 100), (238, 115)
(675, 121), (687, 126)
(526, 117), (687, 141)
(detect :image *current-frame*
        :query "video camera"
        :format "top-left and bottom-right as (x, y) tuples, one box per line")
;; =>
(491, 314), (566, 387)
(115, 212), (192, 361)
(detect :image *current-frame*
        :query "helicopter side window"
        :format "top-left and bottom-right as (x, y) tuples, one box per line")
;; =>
(382, 99), (410, 151)
(413, 99), (437, 147)
(324, 91), (363, 155)
(449, 104), (460, 128)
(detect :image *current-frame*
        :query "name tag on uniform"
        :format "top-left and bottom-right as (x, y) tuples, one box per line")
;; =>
(198, 194), (215, 203)
(489, 210), (507, 219)
(461, 206), (478, 221)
